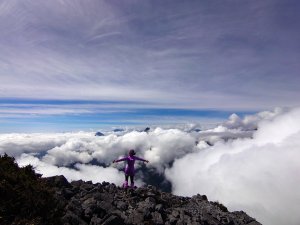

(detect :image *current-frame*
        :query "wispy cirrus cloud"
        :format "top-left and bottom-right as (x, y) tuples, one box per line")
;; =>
(0, 0), (299, 111)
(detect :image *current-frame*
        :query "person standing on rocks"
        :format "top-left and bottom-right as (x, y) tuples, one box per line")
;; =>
(113, 149), (149, 188)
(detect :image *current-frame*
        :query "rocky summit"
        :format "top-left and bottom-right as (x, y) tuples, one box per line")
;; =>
(0, 155), (261, 225)
(45, 175), (261, 225)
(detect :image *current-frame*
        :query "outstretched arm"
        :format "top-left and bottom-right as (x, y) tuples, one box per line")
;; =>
(113, 157), (127, 163)
(134, 156), (149, 163)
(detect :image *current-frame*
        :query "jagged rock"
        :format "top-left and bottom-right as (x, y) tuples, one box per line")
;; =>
(62, 211), (87, 225)
(125, 211), (144, 224)
(168, 215), (178, 225)
(90, 215), (102, 225)
(116, 201), (128, 211)
(143, 208), (152, 220)
(63, 188), (75, 199)
(155, 203), (164, 212)
(71, 179), (85, 186)
(247, 221), (262, 225)
(82, 197), (97, 220)
(151, 211), (164, 224)
(42, 175), (262, 225)
(102, 215), (123, 225)
(45, 175), (71, 188)
(98, 200), (115, 212)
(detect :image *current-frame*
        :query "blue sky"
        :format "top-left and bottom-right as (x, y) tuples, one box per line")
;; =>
(0, 0), (299, 132)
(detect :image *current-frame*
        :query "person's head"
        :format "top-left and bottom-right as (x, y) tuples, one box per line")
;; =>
(129, 149), (136, 156)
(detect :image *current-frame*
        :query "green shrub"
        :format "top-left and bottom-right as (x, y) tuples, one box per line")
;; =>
(0, 154), (62, 225)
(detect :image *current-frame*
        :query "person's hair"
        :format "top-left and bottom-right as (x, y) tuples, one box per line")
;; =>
(129, 149), (136, 156)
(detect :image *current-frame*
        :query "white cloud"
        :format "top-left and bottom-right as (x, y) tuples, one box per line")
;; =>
(223, 107), (285, 131)
(1, 108), (300, 225)
(165, 107), (300, 225)
(0, 109), (263, 169)
(16, 153), (125, 185)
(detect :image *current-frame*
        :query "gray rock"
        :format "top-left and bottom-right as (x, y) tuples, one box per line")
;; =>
(145, 196), (156, 204)
(98, 200), (115, 212)
(172, 209), (180, 218)
(63, 188), (75, 199)
(71, 179), (85, 187)
(125, 211), (144, 224)
(168, 216), (178, 225)
(155, 203), (164, 213)
(61, 211), (87, 225)
(143, 208), (152, 220)
(82, 197), (97, 210)
(247, 221), (262, 225)
(137, 199), (155, 212)
(102, 215), (124, 225)
(151, 211), (164, 225)
(176, 219), (186, 225)
(90, 215), (102, 225)
(46, 175), (71, 188)
(116, 201), (128, 211)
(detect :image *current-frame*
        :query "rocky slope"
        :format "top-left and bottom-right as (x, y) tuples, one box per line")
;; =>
(45, 175), (261, 225)
(0, 155), (261, 225)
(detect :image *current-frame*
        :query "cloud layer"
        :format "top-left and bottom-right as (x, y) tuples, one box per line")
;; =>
(1, 108), (299, 224)
(166, 107), (300, 225)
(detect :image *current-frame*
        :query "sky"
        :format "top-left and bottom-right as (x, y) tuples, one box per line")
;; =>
(0, 0), (300, 132)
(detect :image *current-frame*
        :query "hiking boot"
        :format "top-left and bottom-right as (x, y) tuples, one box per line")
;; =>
(123, 181), (128, 188)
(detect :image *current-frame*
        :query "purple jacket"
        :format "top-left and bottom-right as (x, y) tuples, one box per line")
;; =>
(115, 155), (147, 175)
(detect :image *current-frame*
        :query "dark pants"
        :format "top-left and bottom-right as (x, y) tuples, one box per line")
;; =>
(125, 174), (134, 185)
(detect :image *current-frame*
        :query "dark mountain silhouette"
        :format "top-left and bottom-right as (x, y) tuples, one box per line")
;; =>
(144, 127), (151, 133)
(95, 132), (105, 136)
(113, 128), (125, 132)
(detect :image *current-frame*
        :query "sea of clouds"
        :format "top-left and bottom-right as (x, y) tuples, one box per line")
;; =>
(1, 107), (300, 225)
